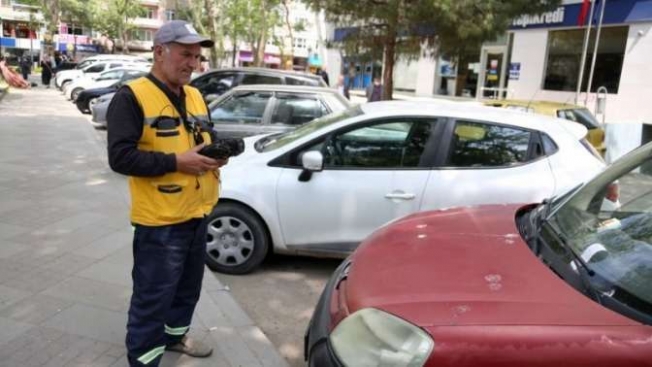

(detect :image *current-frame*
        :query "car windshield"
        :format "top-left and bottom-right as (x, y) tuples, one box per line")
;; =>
(257, 105), (363, 152)
(557, 108), (600, 130)
(548, 143), (652, 319)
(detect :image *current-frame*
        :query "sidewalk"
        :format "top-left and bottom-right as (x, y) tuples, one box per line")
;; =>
(0, 85), (290, 367)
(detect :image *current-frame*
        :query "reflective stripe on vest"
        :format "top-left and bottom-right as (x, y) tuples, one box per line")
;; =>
(127, 77), (219, 226)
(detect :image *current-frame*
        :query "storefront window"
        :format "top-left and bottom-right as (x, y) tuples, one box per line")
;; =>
(544, 26), (628, 94)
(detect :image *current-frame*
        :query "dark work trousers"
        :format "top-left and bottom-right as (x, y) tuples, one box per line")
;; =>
(126, 217), (207, 366)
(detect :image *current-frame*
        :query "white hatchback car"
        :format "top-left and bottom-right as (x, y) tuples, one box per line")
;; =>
(64, 66), (150, 101)
(206, 101), (606, 274)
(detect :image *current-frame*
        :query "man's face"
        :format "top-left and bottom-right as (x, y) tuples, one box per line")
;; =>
(157, 42), (201, 87)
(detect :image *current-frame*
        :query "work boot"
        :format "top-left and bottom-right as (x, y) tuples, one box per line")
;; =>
(166, 336), (213, 358)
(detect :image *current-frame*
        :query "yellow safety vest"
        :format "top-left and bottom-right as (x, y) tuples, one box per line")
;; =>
(127, 77), (219, 226)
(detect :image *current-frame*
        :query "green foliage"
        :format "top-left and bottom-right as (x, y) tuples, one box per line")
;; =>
(92, 0), (144, 53)
(217, 0), (284, 66)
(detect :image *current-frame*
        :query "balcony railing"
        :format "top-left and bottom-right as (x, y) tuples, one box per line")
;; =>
(132, 17), (163, 29)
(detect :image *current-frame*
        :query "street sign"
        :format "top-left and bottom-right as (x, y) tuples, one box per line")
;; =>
(509, 62), (521, 80)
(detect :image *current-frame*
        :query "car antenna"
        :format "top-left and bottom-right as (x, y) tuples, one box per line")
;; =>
(526, 89), (540, 110)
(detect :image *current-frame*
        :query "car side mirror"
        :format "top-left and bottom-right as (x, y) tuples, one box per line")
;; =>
(302, 151), (323, 172)
(299, 151), (323, 182)
(205, 94), (219, 103)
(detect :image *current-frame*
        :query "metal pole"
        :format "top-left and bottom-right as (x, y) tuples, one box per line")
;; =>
(575, 0), (596, 105)
(585, 0), (606, 106)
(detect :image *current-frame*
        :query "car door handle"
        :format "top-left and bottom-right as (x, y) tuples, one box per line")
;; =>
(385, 192), (416, 200)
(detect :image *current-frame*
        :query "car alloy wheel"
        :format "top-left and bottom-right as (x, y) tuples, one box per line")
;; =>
(87, 98), (98, 114)
(205, 203), (269, 274)
(71, 88), (83, 102)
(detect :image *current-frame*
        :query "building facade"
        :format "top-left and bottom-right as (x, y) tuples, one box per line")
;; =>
(0, 0), (42, 62)
(507, 0), (652, 161)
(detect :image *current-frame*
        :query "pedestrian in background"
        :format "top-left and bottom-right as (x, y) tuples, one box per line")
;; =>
(317, 67), (330, 86)
(366, 76), (384, 102)
(107, 20), (226, 367)
(20, 56), (31, 82)
(40, 55), (53, 88)
(335, 74), (349, 100)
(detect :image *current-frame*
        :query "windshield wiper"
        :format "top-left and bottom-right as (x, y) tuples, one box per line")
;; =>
(545, 220), (604, 304)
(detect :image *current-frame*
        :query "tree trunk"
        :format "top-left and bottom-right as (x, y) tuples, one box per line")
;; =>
(381, 6), (399, 101)
(204, 0), (219, 67)
(253, 0), (267, 67)
(282, 0), (294, 69)
(382, 34), (397, 101)
(232, 42), (237, 67)
(121, 26), (129, 54)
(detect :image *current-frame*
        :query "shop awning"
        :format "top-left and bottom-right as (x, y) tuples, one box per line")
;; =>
(626, 0), (652, 22)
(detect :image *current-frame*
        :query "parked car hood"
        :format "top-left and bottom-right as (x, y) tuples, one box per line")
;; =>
(346, 205), (638, 327)
(80, 86), (117, 98)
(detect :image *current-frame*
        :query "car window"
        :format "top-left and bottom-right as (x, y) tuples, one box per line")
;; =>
(549, 154), (652, 321)
(271, 93), (325, 125)
(241, 74), (283, 85)
(286, 76), (321, 86)
(122, 70), (146, 82)
(312, 120), (433, 169)
(77, 60), (93, 69)
(557, 108), (600, 130)
(259, 106), (364, 153)
(109, 63), (123, 69)
(210, 91), (272, 124)
(97, 70), (123, 80)
(85, 64), (105, 73)
(447, 120), (532, 167)
(192, 73), (236, 96)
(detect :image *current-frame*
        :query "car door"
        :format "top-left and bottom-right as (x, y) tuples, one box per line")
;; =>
(274, 118), (439, 253)
(209, 91), (274, 139)
(421, 119), (555, 211)
(265, 92), (329, 135)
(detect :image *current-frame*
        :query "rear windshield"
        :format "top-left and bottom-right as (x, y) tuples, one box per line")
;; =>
(557, 108), (600, 130)
(286, 76), (323, 86)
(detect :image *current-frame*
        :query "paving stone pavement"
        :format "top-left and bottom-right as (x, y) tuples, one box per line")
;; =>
(0, 85), (290, 367)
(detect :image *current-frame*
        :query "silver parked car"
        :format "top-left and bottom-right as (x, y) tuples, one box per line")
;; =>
(207, 85), (350, 138)
(92, 85), (350, 135)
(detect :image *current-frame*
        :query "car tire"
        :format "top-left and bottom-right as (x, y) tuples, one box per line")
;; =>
(71, 88), (83, 102)
(205, 202), (269, 275)
(60, 80), (71, 91)
(85, 98), (97, 114)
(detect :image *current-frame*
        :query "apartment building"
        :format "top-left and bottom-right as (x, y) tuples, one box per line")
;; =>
(0, 0), (42, 61)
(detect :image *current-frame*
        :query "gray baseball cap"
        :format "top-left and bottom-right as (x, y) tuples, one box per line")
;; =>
(153, 20), (214, 48)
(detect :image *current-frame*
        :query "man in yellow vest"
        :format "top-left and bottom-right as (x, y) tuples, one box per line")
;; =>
(107, 21), (226, 366)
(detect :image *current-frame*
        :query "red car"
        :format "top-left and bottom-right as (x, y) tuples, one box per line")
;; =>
(305, 142), (652, 366)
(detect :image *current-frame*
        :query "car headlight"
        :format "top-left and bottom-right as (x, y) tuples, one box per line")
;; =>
(330, 308), (434, 366)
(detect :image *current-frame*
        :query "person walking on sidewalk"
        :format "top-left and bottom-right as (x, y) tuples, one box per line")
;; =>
(20, 56), (31, 82)
(106, 20), (226, 367)
(40, 55), (54, 88)
(366, 76), (384, 102)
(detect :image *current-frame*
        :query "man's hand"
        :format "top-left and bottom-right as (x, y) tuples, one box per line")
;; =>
(176, 144), (228, 175)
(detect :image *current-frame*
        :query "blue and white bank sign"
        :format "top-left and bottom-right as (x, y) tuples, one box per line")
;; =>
(512, 7), (565, 28)
(509, 63), (521, 80)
